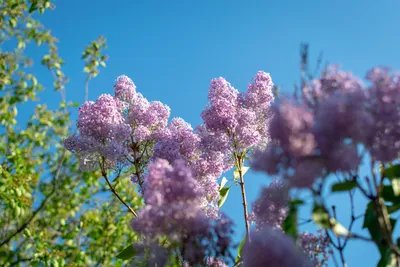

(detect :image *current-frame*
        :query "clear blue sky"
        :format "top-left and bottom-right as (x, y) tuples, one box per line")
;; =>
(28, 0), (400, 266)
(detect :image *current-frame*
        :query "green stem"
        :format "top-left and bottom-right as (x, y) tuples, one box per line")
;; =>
(237, 155), (250, 242)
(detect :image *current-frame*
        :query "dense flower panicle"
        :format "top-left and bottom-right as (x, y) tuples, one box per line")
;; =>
(302, 66), (364, 106)
(201, 72), (274, 151)
(76, 94), (131, 141)
(153, 118), (200, 162)
(168, 118), (200, 159)
(132, 159), (204, 236)
(243, 71), (274, 111)
(132, 125), (151, 142)
(152, 133), (182, 162)
(205, 257), (229, 267)
(366, 67), (400, 162)
(241, 71), (275, 148)
(242, 228), (311, 267)
(154, 119), (230, 188)
(270, 100), (316, 157)
(114, 75), (136, 103)
(65, 74), (171, 173)
(127, 93), (171, 141)
(324, 142), (360, 172)
(254, 65), (400, 188)
(314, 91), (373, 152)
(201, 78), (239, 132)
(131, 159), (233, 264)
(127, 93), (150, 123)
(142, 159), (202, 206)
(288, 159), (325, 188)
(198, 71), (275, 193)
(251, 178), (289, 230)
(234, 107), (262, 150)
(253, 103), (322, 187)
(153, 119), (224, 218)
(64, 94), (131, 170)
(299, 231), (331, 267)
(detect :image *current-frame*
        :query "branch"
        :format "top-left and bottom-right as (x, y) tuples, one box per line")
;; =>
(236, 155), (250, 242)
(100, 160), (137, 217)
(84, 74), (92, 102)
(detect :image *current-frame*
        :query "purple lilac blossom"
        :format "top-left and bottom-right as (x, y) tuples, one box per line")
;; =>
(299, 231), (332, 267)
(366, 67), (400, 162)
(114, 74), (136, 103)
(153, 119), (224, 218)
(64, 94), (131, 170)
(205, 257), (229, 267)
(131, 159), (233, 264)
(269, 100), (316, 157)
(253, 65), (400, 188)
(65, 75), (171, 174)
(250, 178), (289, 230)
(201, 71), (275, 157)
(242, 227), (312, 267)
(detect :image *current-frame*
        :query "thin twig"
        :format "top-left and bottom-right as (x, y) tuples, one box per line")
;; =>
(102, 171), (138, 217)
(100, 158), (138, 217)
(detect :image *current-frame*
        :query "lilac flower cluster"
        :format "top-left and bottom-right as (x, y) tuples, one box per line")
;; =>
(299, 231), (332, 267)
(205, 257), (229, 267)
(131, 159), (233, 264)
(201, 71), (274, 157)
(250, 178), (289, 230)
(249, 178), (332, 266)
(148, 71), (275, 219)
(242, 227), (312, 267)
(64, 94), (131, 171)
(152, 118), (223, 217)
(366, 67), (400, 162)
(64, 75), (170, 180)
(253, 66), (400, 188)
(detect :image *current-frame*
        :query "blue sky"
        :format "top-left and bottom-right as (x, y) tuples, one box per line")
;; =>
(24, 0), (400, 266)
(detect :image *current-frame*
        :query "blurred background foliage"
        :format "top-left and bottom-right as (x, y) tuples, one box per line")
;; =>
(0, 1), (142, 266)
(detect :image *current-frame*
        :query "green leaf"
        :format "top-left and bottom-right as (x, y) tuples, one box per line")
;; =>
(29, 3), (38, 13)
(233, 166), (250, 180)
(331, 180), (358, 192)
(382, 186), (399, 203)
(383, 165), (400, 196)
(378, 249), (397, 267)
(312, 204), (330, 228)
(363, 201), (397, 254)
(235, 235), (246, 262)
(234, 169), (239, 179)
(218, 187), (230, 208)
(219, 177), (228, 190)
(383, 164), (400, 179)
(283, 200), (303, 240)
(242, 166), (249, 175)
(116, 244), (136, 260)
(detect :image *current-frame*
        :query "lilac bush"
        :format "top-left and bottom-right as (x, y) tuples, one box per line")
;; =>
(253, 65), (400, 266)
(64, 63), (400, 266)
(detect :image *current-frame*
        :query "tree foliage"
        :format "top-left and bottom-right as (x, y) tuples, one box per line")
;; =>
(0, 1), (142, 266)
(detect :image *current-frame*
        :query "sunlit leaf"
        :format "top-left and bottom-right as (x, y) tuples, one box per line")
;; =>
(218, 187), (230, 208)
